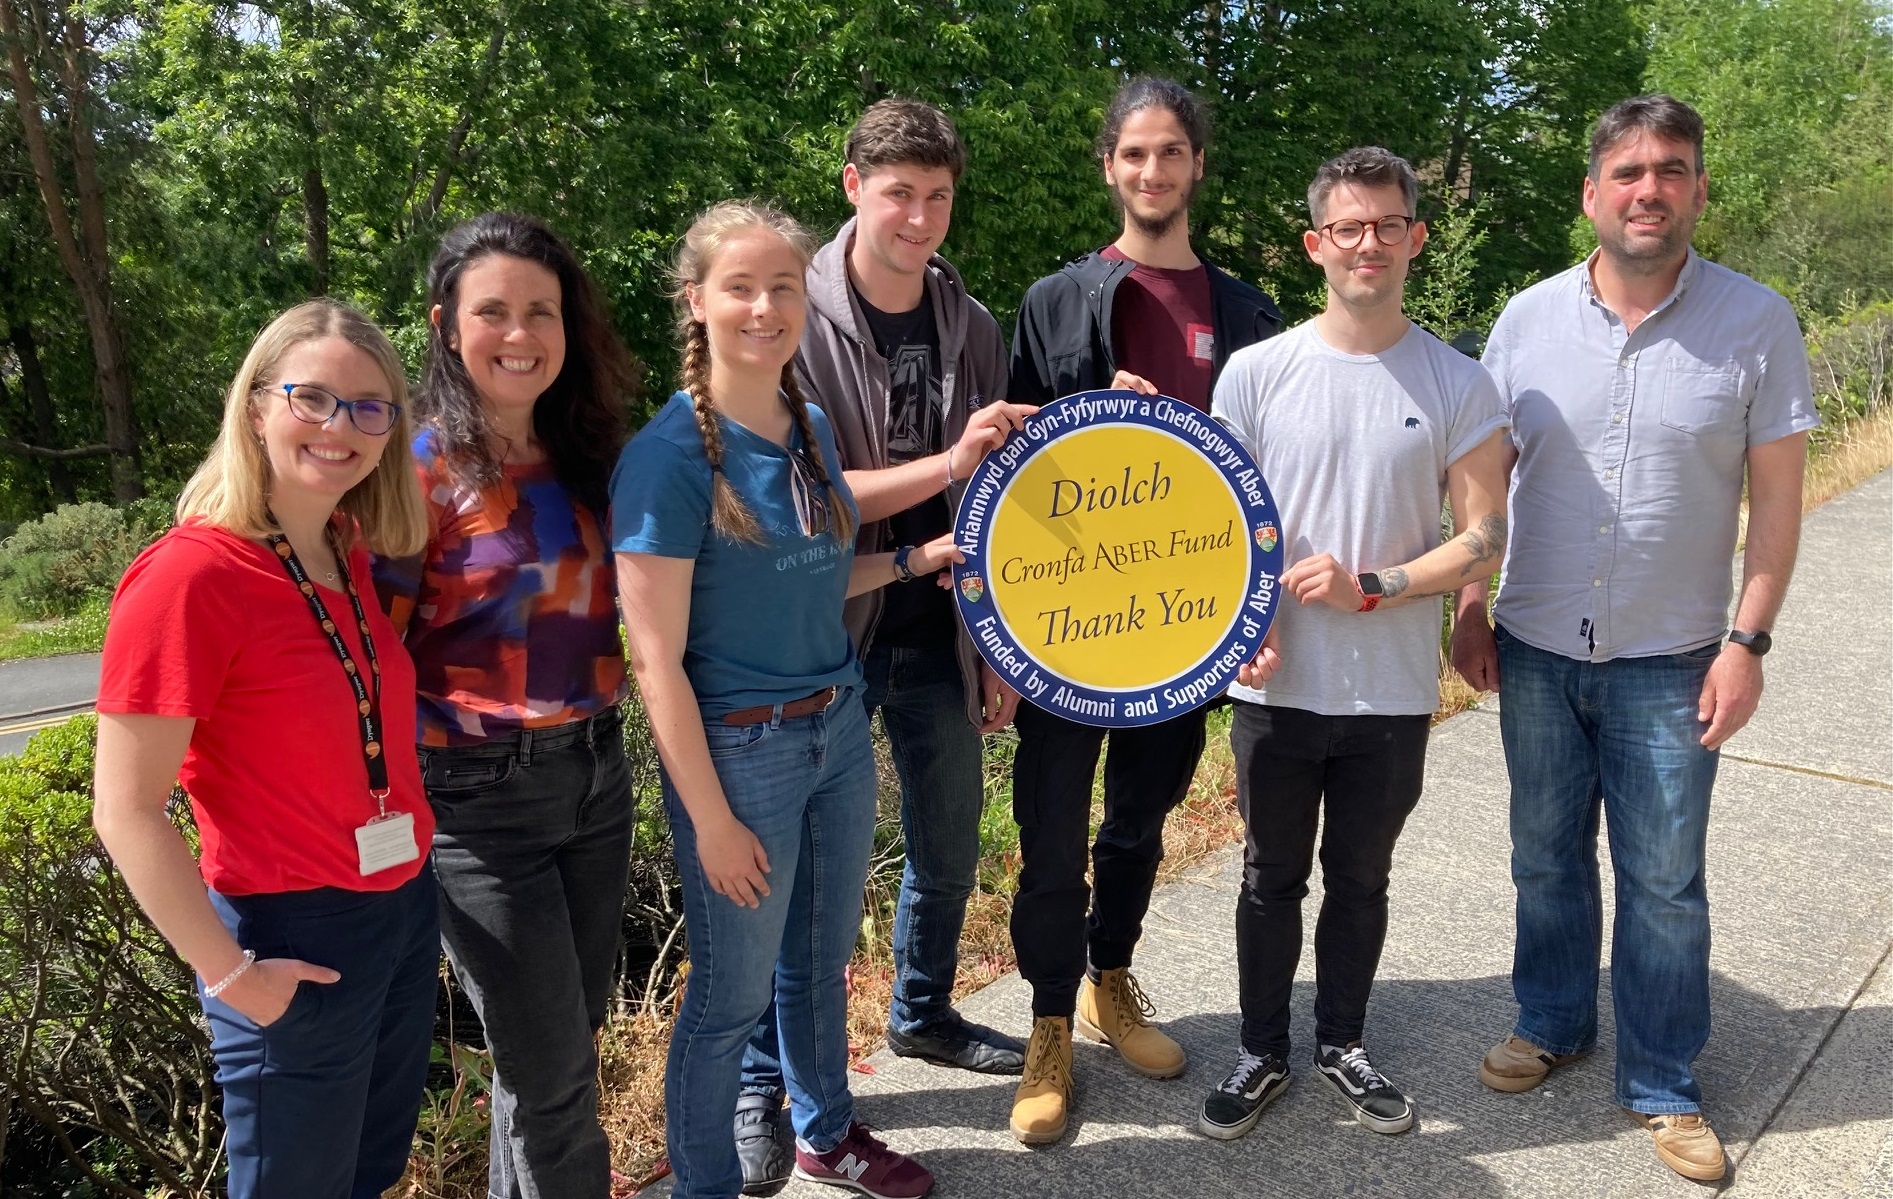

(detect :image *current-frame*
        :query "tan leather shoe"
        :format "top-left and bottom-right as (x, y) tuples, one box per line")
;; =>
(1639, 1110), (1728, 1181)
(1075, 968), (1185, 1079)
(1010, 1017), (1073, 1145)
(1478, 1035), (1587, 1093)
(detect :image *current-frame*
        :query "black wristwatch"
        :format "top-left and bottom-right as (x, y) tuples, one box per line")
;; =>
(892, 545), (917, 582)
(1728, 629), (1772, 656)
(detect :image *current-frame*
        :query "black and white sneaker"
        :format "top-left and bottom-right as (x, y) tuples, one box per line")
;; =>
(1316, 1042), (1414, 1134)
(1198, 1050), (1291, 1140)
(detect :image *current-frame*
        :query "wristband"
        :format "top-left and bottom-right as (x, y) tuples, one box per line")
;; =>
(204, 949), (256, 998)
(893, 545), (917, 582)
(945, 452), (958, 488)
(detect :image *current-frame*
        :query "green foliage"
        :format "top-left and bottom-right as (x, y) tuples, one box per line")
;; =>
(1806, 303), (1893, 445)
(4, 0), (1651, 512)
(1644, 0), (1893, 317)
(0, 594), (110, 661)
(0, 717), (222, 1198)
(0, 501), (166, 621)
(1409, 193), (1525, 348)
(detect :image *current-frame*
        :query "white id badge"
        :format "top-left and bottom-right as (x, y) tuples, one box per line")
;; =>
(356, 810), (420, 876)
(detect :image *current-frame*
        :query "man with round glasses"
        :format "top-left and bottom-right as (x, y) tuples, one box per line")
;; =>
(1204, 145), (1510, 1140)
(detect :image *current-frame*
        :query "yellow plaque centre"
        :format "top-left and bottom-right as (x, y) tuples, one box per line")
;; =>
(986, 424), (1250, 691)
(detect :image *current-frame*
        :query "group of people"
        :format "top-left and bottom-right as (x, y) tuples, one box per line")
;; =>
(87, 72), (1813, 1199)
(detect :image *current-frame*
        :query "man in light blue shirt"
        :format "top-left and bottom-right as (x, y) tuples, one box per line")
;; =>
(1453, 95), (1818, 1184)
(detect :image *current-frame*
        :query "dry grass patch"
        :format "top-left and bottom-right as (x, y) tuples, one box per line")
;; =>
(1805, 407), (1893, 510)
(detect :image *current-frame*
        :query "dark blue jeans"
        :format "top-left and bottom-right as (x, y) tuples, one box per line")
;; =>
(664, 689), (877, 1199)
(203, 865), (439, 1199)
(1497, 623), (1722, 1114)
(424, 707), (634, 1199)
(741, 645), (984, 1100)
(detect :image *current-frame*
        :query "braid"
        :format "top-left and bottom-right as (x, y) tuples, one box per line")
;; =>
(781, 366), (855, 546)
(683, 320), (764, 545)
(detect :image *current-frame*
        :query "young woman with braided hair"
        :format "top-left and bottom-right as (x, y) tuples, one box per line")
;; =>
(612, 200), (952, 1199)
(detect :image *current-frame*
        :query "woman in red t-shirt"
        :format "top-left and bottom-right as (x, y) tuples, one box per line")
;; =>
(93, 300), (436, 1199)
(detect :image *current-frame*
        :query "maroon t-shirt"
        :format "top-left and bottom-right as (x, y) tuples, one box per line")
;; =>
(1102, 244), (1216, 411)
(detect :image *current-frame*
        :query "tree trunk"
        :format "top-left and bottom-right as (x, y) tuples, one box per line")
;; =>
(0, 0), (143, 502)
(302, 163), (330, 295)
(6, 320), (77, 500)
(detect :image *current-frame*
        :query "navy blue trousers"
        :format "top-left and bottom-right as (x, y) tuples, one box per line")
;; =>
(203, 865), (440, 1199)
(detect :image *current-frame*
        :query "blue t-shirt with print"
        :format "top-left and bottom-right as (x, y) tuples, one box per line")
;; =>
(610, 391), (861, 717)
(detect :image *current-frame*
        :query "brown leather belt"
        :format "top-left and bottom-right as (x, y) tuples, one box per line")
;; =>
(721, 687), (838, 726)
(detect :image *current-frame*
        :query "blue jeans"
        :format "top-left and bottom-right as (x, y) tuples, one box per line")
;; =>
(1497, 623), (1722, 1114)
(424, 707), (634, 1199)
(203, 866), (439, 1199)
(742, 645), (984, 1098)
(664, 689), (877, 1199)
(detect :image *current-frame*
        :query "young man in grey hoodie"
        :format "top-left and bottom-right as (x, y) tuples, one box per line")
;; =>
(730, 98), (1036, 1192)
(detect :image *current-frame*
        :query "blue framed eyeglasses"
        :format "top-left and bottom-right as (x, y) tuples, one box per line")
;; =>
(277, 383), (401, 436)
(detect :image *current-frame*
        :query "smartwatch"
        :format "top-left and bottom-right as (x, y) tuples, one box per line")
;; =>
(893, 545), (917, 582)
(1355, 572), (1384, 613)
(1728, 629), (1772, 656)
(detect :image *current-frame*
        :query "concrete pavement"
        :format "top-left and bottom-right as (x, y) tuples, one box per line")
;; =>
(693, 468), (1892, 1198)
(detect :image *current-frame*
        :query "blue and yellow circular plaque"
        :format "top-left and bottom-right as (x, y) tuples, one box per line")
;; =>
(953, 390), (1284, 727)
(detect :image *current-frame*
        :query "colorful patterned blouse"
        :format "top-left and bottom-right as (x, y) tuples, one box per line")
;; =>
(372, 432), (628, 747)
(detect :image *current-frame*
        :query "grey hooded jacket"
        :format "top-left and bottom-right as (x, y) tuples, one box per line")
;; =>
(792, 217), (1009, 727)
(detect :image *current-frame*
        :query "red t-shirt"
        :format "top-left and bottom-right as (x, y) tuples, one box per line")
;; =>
(96, 523), (433, 896)
(1102, 244), (1216, 411)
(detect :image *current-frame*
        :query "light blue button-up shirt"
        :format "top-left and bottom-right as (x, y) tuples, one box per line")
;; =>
(1484, 250), (1818, 662)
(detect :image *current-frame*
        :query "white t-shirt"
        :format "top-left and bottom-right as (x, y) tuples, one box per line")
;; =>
(1211, 320), (1508, 715)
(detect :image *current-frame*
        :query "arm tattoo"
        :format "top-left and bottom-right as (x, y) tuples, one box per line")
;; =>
(1380, 566), (1411, 599)
(1457, 513), (1508, 578)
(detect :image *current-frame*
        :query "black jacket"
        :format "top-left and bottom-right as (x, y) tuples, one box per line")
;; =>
(1008, 249), (1284, 404)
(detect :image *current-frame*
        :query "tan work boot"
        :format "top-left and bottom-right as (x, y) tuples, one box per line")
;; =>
(1075, 967), (1185, 1078)
(1478, 1034), (1587, 1093)
(1638, 1110), (1728, 1181)
(1010, 1017), (1073, 1145)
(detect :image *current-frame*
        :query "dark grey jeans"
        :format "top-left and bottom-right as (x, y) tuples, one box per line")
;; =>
(422, 706), (633, 1199)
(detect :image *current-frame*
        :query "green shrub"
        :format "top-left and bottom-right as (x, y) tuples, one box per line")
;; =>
(1806, 303), (1893, 444)
(0, 502), (169, 621)
(0, 716), (221, 1197)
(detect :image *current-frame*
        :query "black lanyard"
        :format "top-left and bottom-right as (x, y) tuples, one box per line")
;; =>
(265, 524), (389, 807)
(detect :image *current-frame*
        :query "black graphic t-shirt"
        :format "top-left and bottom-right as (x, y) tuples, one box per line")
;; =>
(856, 286), (954, 649)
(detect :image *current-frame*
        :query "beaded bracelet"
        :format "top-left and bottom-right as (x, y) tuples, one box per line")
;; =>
(204, 949), (256, 998)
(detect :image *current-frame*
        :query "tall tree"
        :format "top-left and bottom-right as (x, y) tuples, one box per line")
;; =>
(0, 0), (141, 500)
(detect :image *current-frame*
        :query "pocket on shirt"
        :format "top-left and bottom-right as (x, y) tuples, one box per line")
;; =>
(1661, 356), (1745, 435)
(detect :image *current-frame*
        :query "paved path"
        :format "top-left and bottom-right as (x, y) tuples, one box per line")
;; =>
(0, 651), (99, 756)
(684, 469), (1892, 1198)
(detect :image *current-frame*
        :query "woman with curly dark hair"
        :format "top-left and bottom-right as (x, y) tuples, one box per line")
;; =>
(372, 212), (639, 1199)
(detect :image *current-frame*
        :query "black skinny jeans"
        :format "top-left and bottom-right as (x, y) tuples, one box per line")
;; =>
(423, 707), (633, 1199)
(1009, 700), (1209, 1019)
(1231, 701), (1429, 1059)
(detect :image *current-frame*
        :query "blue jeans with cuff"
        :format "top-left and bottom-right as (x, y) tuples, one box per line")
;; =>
(1497, 622), (1722, 1114)
(664, 688), (877, 1199)
(424, 706), (634, 1199)
(741, 644), (984, 1101)
(202, 864), (439, 1199)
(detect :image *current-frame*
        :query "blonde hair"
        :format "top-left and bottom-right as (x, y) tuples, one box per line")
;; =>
(175, 299), (428, 556)
(671, 200), (855, 547)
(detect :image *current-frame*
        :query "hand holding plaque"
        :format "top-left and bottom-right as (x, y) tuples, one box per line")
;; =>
(952, 390), (1284, 727)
